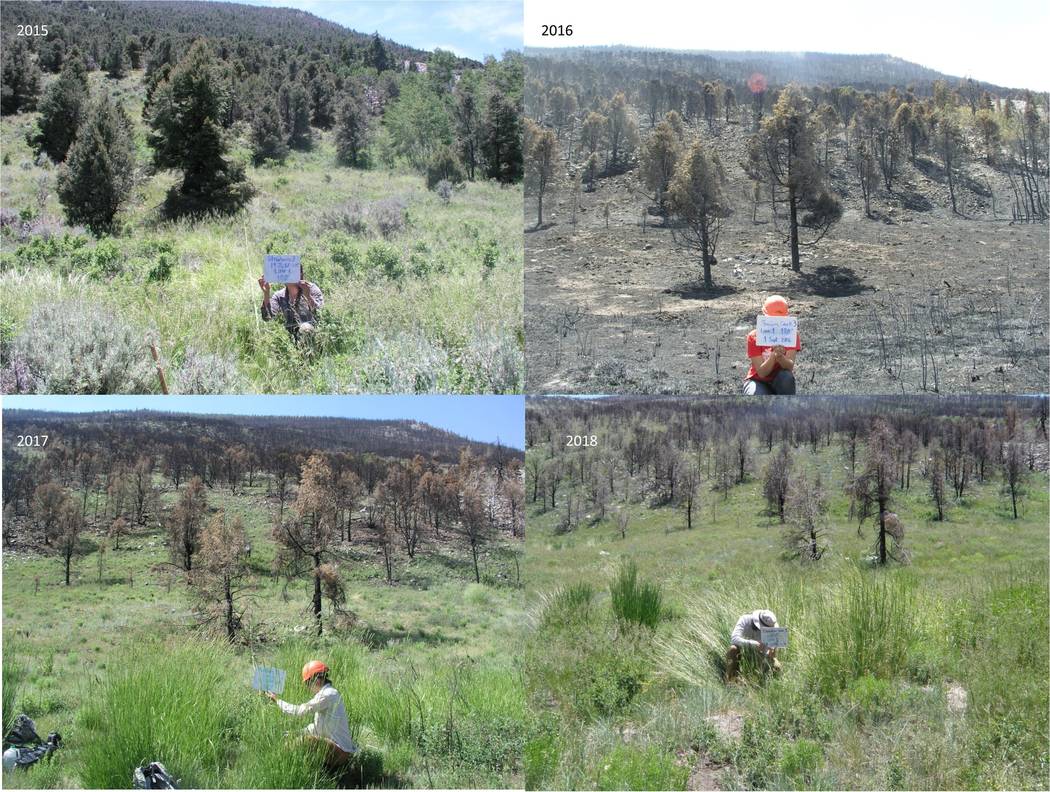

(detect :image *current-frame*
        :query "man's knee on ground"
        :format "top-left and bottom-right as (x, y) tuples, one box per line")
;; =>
(744, 379), (771, 396)
(772, 370), (796, 395)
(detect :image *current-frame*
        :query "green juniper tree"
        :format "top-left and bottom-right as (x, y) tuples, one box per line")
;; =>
(250, 101), (289, 165)
(56, 92), (137, 234)
(147, 41), (254, 218)
(278, 80), (312, 149)
(482, 91), (523, 183)
(31, 58), (90, 162)
(334, 91), (370, 166)
(105, 41), (127, 79)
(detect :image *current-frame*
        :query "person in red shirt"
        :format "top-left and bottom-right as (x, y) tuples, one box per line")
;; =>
(744, 295), (799, 395)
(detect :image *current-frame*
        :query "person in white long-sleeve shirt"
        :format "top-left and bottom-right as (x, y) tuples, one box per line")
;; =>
(265, 660), (357, 769)
(725, 609), (782, 681)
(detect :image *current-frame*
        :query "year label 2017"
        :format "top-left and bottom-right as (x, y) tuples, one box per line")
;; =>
(16, 435), (49, 447)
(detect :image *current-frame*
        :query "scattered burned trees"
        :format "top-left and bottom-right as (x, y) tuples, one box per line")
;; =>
(526, 121), (558, 227)
(4, 413), (522, 608)
(526, 397), (1044, 569)
(762, 444), (793, 523)
(1002, 439), (1028, 519)
(641, 115), (683, 210)
(56, 497), (84, 585)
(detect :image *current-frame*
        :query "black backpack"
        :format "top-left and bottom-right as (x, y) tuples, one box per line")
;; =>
(133, 761), (178, 789)
(3, 715), (61, 770)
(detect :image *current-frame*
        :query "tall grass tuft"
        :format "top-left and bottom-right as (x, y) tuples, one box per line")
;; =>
(808, 573), (917, 697)
(3, 647), (25, 736)
(539, 581), (595, 630)
(610, 561), (667, 630)
(79, 639), (241, 788)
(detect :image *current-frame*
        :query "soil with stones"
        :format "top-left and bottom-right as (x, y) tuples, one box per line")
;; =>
(526, 112), (1048, 395)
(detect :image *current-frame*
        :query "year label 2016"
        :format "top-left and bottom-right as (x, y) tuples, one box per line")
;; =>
(541, 24), (572, 36)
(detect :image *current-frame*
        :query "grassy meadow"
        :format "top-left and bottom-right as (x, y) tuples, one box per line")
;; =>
(0, 68), (523, 394)
(1, 469), (525, 789)
(523, 402), (1049, 791)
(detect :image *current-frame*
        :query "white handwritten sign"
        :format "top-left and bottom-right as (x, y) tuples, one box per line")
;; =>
(264, 254), (301, 284)
(756, 315), (798, 348)
(760, 626), (788, 649)
(251, 666), (286, 695)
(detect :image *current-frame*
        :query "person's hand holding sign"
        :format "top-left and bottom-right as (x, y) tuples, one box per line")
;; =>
(258, 276), (270, 295)
(296, 277), (315, 308)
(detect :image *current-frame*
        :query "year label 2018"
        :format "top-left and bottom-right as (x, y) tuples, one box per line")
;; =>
(565, 434), (597, 447)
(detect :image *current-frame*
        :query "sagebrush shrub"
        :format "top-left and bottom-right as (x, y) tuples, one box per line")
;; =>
(171, 348), (244, 394)
(320, 200), (368, 236)
(7, 297), (158, 393)
(460, 325), (524, 394)
(435, 179), (454, 204)
(371, 197), (407, 238)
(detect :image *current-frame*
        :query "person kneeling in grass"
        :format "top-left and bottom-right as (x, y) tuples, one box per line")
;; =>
(725, 609), (782, 682)
(744, 295), (799, 395)
(259, 267), (324, 339)
(265, 660), (357, 770)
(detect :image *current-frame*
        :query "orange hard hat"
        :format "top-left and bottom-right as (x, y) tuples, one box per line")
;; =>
(763, 295), (789, 316)
(301, 660), (329, 683)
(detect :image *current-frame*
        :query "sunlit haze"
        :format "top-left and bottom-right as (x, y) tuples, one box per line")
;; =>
(525, 0), (1049, 91)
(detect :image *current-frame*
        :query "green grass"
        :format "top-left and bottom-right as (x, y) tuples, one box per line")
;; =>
(524, 424), (1050, 790)
(0, 70), (522, 394)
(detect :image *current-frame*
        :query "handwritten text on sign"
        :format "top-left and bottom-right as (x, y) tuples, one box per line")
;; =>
(760, 626), (789, 649)
(756, 315), (798, 347)
(251, 666), (286, 695)
(264, 254), (301, 284)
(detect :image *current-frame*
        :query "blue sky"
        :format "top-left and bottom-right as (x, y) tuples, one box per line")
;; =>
(240, 0), (522, 61)
(1, 395), (525, 449)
